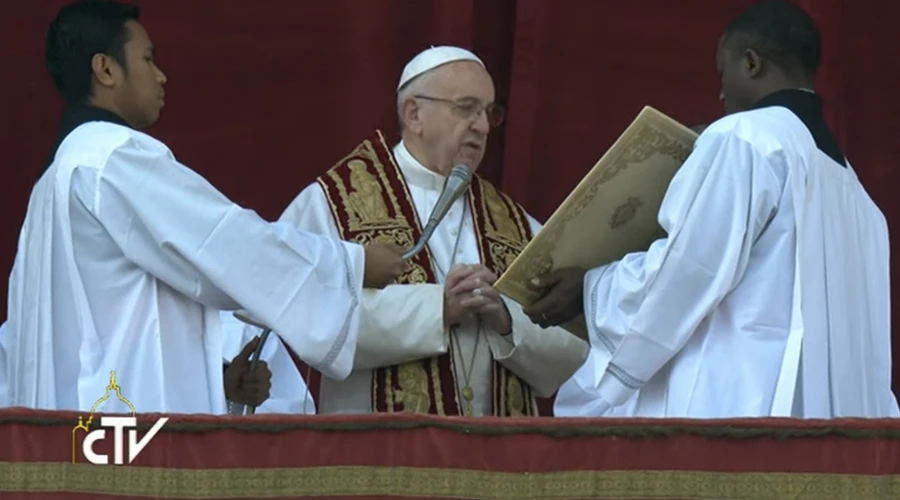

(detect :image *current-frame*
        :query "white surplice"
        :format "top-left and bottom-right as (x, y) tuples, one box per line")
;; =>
(245, 141), (588, 415)
(555, 106), (899, 419)
(220, 310), (316, 414)
(5, 121), (364, 414)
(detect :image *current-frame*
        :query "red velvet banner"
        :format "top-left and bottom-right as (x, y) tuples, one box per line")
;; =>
(1, 408), (898, 499)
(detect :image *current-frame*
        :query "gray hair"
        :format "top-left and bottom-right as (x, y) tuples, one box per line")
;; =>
(396, 70), (437, 133)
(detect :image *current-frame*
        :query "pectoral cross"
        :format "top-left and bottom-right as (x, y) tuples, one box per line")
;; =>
(463, 386), (474, 415)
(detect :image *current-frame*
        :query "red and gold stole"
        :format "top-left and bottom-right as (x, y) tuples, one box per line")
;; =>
(315, 130), (538, 416)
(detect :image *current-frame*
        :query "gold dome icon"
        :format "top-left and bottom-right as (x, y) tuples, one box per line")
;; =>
(71, 371), (137, 463)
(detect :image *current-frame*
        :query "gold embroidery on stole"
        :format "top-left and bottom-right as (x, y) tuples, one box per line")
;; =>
(318, 130), (538, 416)
(469, 177), (539, 417)
(317, 131), (449, 415)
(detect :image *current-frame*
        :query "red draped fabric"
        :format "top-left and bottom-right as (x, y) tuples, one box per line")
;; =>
(1, 408), (899, 499)
(1, 1), (899, 400)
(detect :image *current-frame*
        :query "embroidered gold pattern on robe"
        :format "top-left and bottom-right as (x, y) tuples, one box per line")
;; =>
(470, 176), (538, 417)
(317, 130), (537, 416)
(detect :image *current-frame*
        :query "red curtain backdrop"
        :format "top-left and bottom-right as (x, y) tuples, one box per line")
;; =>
(2, 1), (898, 393)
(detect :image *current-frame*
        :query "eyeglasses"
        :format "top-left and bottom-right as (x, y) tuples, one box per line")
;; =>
(414, 95), (506, 128)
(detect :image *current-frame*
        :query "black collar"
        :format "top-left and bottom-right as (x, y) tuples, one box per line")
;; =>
(43, 105), (131, 173)
(750, 89), (846, 167)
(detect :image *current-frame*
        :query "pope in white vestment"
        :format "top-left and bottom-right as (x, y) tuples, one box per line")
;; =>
(546, 2), (899, 418)
(238, 46), (589, 416)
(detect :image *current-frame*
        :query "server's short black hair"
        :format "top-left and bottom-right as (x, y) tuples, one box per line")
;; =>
(722, 0), (821, 79)
(46, 0), (141, 104)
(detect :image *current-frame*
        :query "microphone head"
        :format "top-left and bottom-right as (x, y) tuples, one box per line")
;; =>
(425, 163), (473, 227)
(449, 163), (472, 180)
(445, 164), (473, 193)
(404, 164), (473, 260)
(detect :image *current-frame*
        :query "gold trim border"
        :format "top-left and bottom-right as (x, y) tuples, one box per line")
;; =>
(0, 462), (897, 499)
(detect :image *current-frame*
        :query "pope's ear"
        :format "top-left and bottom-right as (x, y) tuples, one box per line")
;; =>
(401, 97), (423, 134)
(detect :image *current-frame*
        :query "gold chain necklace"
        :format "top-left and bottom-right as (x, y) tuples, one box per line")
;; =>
(426, 200), (484, 416)
(451, 322), (481, 416)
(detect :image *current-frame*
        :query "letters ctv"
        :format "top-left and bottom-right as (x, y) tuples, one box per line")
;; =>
(70, 371), (168, 465)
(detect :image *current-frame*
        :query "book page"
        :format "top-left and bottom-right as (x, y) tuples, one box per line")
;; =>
(495, 106), (698, 339)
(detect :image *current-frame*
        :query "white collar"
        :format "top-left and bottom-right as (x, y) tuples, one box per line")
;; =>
(392, 141), (447, 191)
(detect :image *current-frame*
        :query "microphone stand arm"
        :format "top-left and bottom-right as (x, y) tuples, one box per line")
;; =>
(401, 220), (439, 261)
(401, 164), (472, 261)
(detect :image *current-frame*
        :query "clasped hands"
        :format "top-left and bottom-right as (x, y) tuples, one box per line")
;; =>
(523, 267), (587, 328)
(361, 242), (587, 332)
(444, 264), (511, 335)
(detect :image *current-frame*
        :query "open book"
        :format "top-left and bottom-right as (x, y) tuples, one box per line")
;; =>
(494, 106), (698, 340)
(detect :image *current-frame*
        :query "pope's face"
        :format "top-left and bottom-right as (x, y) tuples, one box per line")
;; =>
(416, 61), (496, 175)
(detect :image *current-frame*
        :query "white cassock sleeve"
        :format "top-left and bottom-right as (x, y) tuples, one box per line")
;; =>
(583, 128), (780, 409)
(485, 216), (590, 397)
(87, 143), (365, 380)
(554, 347), (619, 416)
(280, 185), (447, 370)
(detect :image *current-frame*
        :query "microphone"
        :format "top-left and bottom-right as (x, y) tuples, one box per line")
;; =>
(402, 164), (472, 261)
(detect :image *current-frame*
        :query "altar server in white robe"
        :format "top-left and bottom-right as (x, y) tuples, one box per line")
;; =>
(239, 46), (589, 416)
(536, 0), (899, 418)
(4, 1), (404, 414)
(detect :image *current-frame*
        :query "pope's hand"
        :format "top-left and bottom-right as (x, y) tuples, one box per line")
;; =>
(524, 267), (586, 328)
(224, 336), (272, 407)
(363, 243), (407, 288)
(444, 264), (512, 334)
